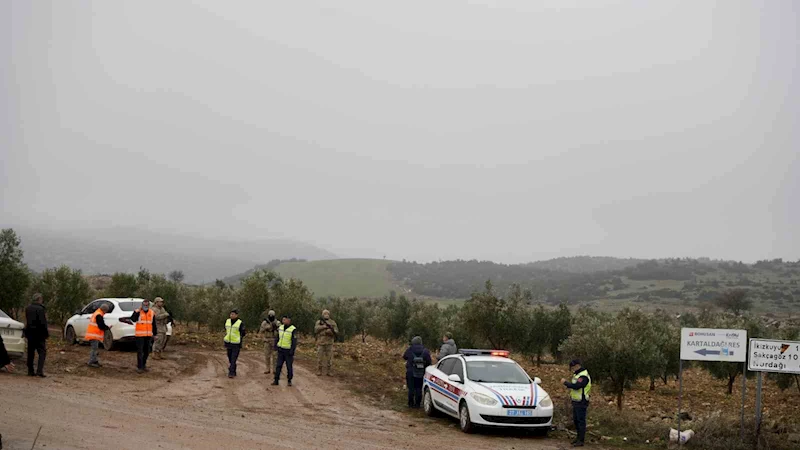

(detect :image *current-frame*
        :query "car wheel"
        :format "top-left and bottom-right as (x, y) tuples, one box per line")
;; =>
(423, 389), (438, 417)
(102, 330), (115, 351)
(459, 402), (474, 433)
(64, 326), (76, 345)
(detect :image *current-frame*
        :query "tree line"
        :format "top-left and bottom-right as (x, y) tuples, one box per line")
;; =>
(2, 228), (798, 403)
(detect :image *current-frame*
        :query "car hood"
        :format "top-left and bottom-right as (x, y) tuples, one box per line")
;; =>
(472, 382), (546, 407)
(0, 317), (24, 329)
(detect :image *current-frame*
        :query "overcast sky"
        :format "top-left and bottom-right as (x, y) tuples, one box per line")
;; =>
(2, 1), (798, 263)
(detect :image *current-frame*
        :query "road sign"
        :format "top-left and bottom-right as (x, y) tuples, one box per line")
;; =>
(680, 328), (747, 362)
(748, 338), (800, 374)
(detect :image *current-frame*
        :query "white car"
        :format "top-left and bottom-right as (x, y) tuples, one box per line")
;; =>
(423, 349), (554, 434)
(0, 309), (26, 358)
(64, 298), (144, 350)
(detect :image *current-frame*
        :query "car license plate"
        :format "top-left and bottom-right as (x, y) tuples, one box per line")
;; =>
(507, 409), (533, 417)
(1, 328), (15, 336)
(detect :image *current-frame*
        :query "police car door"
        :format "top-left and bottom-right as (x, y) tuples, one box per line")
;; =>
(430, 358), (456, 411)
(435, 358), (462, 415)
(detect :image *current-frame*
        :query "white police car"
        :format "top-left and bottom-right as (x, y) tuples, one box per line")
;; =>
(423, 349), (553, 434)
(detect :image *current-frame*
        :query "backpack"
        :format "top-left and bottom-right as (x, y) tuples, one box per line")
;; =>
(412, 351), (426, 378)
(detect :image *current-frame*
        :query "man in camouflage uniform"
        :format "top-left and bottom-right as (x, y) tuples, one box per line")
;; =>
(258, 310), (280, 374)
(314, 309), (338, 376)
(151, 297), (170, 359)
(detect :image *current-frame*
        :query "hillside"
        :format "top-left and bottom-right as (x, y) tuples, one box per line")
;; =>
(275, 259), (404, 298)
(219, 257), (800, 314)
(13, 226), (337, 284)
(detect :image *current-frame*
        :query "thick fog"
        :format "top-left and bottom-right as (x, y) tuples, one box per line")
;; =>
(2, 1), (798, 263)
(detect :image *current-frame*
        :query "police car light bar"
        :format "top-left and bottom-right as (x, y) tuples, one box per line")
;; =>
(460, 349), (510, 357)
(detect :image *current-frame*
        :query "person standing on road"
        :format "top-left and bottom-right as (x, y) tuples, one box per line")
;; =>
(561, 359), (591, 447)
(24, 293), (49, 377)
(272, 314), (297, 387)
(151, 297), (170, 359)
(86, 303), (111, 367)
(314, 309), (338, 377)
(258, 310), (279, 375)
(438, 332), (457, 360)
(224, 308), (246, 378)
(120, 299), (156, 374)
(402, 336), (432, 408)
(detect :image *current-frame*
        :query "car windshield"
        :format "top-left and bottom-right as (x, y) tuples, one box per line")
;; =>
(118, 301), (142, 312)
(466, 361), (531, 384)
(0, 309), (9, 319)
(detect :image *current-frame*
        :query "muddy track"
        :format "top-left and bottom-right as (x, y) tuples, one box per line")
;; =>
(0, 349), (569, 449)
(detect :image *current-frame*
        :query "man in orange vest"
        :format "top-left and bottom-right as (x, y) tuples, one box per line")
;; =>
(120, 299), (156, 374)
(85, 303), (111, 368)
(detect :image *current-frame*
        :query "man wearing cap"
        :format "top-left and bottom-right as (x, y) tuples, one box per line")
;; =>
(314, 309), (338, 376)
(258, 310), (279, 375)
(272, 314), (297, 387)
(151, 297), (170, 359)
(224, 309), (246, 378)
(561, 359), (591, 447)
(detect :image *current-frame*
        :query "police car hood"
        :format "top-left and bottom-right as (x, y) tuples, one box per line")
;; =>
(472, 382), (543, 407)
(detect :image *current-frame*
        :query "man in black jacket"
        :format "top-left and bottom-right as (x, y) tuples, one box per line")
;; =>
(24, 293), (49, 377)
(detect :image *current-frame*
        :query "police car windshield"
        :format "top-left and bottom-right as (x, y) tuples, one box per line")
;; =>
(466, 361), (531, 384)
(118, 301), (142, 312)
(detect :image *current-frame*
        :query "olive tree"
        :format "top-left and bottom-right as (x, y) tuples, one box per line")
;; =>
(0, 228), (31, 317)
(561, 308), (662, 409)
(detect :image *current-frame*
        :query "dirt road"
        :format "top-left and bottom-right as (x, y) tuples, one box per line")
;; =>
(0, 348), (570, 450)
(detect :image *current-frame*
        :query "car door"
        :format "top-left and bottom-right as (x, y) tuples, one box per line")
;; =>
(447, 359), (467, 402)
(430, 358), (456, 410)
(73, 301), (98, 339)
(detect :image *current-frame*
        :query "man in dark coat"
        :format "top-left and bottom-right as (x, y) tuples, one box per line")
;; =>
(24, 293), (49, 377)
(402, 336), (432, 408)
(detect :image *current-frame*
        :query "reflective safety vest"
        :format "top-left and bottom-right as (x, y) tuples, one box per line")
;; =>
(569, 369), (592, 402)
(134, 309), (154, 337)
(224, 319), (242, 344)
(85, 309), (106, 342)
(277, 325), (296, 350)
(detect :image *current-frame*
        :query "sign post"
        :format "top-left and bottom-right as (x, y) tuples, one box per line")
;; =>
(747, 338), (800, 440)
(679, 328), (747, 445)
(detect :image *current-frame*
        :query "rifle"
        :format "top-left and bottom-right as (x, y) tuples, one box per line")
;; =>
(319, 318), (337, 338)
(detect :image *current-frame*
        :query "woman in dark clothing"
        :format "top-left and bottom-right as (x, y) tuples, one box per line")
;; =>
(402, 336), (432, 408)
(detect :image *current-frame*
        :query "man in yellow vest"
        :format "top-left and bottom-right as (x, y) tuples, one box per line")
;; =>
(120, 299), (156, 374)
(85, 303), (112, 368)
(271, 314), (297, 387)
(223, 308), (246, 378)
(562, 359), (591, 447)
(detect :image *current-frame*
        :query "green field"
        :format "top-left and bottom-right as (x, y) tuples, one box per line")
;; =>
(275, 259), (404, 298)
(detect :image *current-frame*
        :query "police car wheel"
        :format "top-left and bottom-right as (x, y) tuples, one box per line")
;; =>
(459, 402), (474, 433)
(423, 389), (437, 417)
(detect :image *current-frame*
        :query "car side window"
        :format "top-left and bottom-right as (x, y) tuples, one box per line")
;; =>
(82, 301), (98, 315)
(450, 359), (464, 380)
(438, 358), (455, 375)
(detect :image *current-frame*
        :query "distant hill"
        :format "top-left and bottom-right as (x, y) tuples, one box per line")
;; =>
(13, 226), (337, 284)
(526, 256), (645, 273)
(222, 259), (406, 298)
